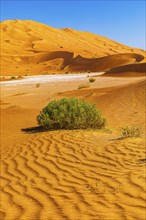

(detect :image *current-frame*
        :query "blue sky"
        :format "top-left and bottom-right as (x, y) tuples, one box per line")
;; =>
(1, 0), (145, 49)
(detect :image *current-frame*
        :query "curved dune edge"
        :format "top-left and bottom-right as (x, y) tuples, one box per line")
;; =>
(65, 53), (145, 72)
(1, 52), (145, 76)
(1, 19), (146, 75)
(104, 62), (146, 76)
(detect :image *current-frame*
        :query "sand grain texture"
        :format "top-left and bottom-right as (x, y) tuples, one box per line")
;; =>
(0, 76), (146, 220)
(1, 130), (146, 220)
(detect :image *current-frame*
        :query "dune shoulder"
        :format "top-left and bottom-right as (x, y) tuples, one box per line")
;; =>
(1, 19), (146, 75)
(104, 62), (146, 77)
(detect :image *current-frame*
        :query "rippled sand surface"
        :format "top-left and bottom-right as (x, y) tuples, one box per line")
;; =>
(0, 76), (145, 219)
(1, 130), (145, 220)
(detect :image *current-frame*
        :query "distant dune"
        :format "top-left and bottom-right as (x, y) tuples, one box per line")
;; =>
(104, 62), (146, 76)
(0, 19), (145, 75)
(65, 53), (145, 72)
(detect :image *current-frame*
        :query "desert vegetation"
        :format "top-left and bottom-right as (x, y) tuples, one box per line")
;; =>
(10, 76), (16, 80)
(37, 98), (106, 130)
(120, 126), (142, 138)
(1, 18), (146, 220)
(9, 76), (23, 80)
(89, 77), (96, 83)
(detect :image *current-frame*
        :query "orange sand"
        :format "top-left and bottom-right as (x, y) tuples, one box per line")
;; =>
(0, 20), (146, 75)
(0, 75), (146, 219)
(0, 19), (146, 219)
(105, 62), (146, 76)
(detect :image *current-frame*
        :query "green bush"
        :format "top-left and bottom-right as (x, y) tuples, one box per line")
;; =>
(121, 126), (142, 138)
(37, 98), (106, 130)
(89, 78), (96, 83)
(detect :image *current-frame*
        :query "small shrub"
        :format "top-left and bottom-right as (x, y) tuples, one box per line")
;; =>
(36, 83), (40, 88)
(10, 76), (16, 80)
(78, 84), (90, 89)
(121, 126), (142, 138)
(89, 78), (96, 83)
(37, 98), (106, 130)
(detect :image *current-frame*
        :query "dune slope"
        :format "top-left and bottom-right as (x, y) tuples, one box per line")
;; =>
(1, 20), (145, 75)
(0, 77), (145, 219)
(57, 79), (146, 130)
(104, 62), (146, 76)
(64, 53), (145, 72)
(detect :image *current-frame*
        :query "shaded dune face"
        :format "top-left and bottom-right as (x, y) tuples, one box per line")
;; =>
(105, 62), (146, 76)
(64, 53), (145, 72)
(1, 19), (145, 75)
(1, 51), (74, 65)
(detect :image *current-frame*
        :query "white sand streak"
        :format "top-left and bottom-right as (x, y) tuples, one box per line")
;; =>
(0, 73), (104, 86)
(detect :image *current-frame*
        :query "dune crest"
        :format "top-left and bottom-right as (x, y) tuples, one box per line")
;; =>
(1, 19), (145, 75)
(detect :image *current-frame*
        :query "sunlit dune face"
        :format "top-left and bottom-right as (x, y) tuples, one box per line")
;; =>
(0, 20), (145, 76)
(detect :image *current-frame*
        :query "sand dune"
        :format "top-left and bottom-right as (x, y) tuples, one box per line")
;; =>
(56, 79), (146, 131)
(1, 19), (146, 219)
(65, 53), (145, 72)
(104, 62), (146, 76)
(1, 20), (145, 75)
(0, 76), (145, 219)
(1, 51), (74, 65)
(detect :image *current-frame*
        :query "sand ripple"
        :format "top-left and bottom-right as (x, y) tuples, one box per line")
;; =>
(1, 130), (145, 220)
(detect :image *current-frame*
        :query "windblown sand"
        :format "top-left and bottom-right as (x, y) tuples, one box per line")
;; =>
(1, 20), (146, 75)
(0, 75), (146, 220)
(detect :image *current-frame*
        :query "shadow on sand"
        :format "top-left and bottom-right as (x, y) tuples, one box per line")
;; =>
(21, 126), (48, 134)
